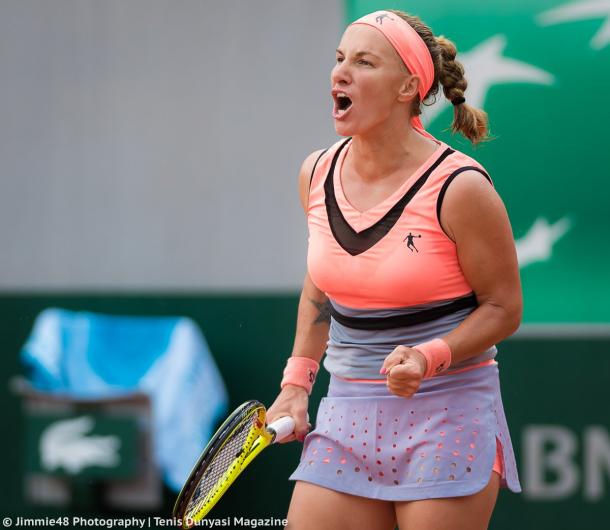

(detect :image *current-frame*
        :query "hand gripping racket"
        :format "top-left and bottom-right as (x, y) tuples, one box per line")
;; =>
(172, 400), (295, 528)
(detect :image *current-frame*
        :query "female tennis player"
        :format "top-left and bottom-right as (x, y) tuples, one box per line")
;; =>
(267, 9), (522, 530)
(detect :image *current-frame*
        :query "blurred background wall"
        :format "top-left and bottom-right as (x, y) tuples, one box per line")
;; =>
(1, 1), (608, 529)
(0, 0), (339, 291)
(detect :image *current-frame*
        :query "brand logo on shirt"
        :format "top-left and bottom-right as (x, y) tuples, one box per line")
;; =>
(403, 232), (422, 253)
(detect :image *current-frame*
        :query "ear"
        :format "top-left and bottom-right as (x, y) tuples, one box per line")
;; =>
(397, 74), (420, 103)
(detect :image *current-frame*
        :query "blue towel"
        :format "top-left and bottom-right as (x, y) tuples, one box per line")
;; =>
(21, 308), (229, 491)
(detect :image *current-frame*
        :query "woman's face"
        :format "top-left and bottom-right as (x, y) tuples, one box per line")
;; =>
(331, 24), (417, 137)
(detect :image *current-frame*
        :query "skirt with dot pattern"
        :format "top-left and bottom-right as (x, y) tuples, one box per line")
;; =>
(289, 363), (521, 500)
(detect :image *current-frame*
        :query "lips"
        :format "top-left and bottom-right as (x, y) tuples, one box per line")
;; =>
(332, 90), (353, 120)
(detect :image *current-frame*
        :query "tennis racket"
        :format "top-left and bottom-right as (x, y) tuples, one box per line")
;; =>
(172, 400), (295, 528)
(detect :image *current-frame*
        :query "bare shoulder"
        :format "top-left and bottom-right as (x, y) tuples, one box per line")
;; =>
(298, 149), (326, 213)
(439, 169), (508, 242)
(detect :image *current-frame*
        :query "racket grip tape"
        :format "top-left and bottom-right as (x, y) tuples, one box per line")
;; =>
(267, 416), (296, 443)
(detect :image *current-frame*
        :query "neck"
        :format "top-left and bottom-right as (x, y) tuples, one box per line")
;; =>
(348, 122), (438, 183)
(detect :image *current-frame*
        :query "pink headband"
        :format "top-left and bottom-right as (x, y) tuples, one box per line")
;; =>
(351, 11), (435, 136)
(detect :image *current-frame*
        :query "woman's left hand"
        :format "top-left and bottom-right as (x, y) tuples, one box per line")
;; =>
(380, 346), (427, 398)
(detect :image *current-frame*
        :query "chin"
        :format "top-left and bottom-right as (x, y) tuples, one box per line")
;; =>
(333, 121), (360, 137)
(333, 115), (381, 138)
(333, 124), (351, 137)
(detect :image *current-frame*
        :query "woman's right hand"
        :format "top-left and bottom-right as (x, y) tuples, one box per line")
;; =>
(266, 384), (311, 443)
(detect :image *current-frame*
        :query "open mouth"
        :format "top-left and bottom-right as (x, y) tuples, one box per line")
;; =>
(333, 92), (353, 118)
(337, 95), (352, 112)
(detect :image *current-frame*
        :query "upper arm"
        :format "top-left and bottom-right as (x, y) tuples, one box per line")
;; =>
(298, 149), (326, 214)
(439, 171), (522, 322)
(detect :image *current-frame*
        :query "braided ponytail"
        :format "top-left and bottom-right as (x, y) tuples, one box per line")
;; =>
(435, 36), (489, 145)
(387, 9), (491, 145)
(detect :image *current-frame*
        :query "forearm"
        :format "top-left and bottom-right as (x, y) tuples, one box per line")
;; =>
(289, 272), (331, 362)
(441, 299), (521, 365)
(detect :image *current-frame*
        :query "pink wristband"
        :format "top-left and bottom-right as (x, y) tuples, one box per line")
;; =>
(280, 357), (320, 395)
(413, 338), (452, 379)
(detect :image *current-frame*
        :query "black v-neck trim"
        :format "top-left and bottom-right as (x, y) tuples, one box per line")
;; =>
(324, 139), (454, 256)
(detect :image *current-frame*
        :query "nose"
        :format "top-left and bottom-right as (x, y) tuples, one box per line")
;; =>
(331, 60), (351, 86)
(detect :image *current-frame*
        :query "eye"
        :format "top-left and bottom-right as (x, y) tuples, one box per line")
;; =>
(336, 56), (344, 63)
(358, 59), (372, 66)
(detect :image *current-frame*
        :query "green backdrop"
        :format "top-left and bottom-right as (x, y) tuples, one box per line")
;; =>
(347, 0), (610, 323)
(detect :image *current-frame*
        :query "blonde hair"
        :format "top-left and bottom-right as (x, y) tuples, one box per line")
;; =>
(388, 9), (490, 145)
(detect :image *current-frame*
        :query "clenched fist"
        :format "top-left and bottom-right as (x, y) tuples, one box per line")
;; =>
(380, 345), (428, 398)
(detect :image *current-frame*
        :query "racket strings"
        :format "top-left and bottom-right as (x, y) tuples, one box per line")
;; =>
(187, 418), (253, 512)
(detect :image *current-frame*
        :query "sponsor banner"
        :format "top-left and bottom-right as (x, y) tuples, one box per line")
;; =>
(493, 336), (610, 529)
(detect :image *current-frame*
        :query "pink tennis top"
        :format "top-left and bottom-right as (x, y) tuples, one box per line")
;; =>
(307, 136), (491, 309)
(302, 136), (507, 479)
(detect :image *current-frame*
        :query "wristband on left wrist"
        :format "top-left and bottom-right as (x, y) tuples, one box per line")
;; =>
(412, 338), (451, 379)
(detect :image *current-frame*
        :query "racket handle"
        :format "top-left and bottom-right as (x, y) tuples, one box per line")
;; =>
(267, 416), (296, 443)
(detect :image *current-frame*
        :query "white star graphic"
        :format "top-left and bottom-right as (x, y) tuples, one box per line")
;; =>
(537, 0), (610, 50)
(515, 216), (572, 268)
(422, 35), (555, 126)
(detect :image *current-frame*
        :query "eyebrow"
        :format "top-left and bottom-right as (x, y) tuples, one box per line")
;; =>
(335, 49), (381, 59)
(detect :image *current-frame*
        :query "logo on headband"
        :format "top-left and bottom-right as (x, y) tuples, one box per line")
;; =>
(375, 13), (394, 25)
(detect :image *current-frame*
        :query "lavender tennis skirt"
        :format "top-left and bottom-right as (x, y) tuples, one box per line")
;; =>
(289, 363), (521, 500)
